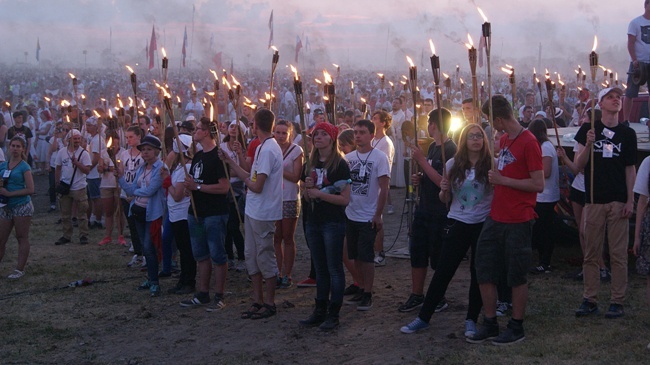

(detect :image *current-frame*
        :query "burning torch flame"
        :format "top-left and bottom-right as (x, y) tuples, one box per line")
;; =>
(93, 110), (100, 118)
(61, 100), (70, 107)
(128, 97), (133, 107)
(210, 102), (214, 121)
(332, 63), (339, 69)
(118, 98), (123, 108)
(176, 96), (181, 103)
(599, 65), (607, 71)
(429, 39), (436, 55)
(271, 46), (278, 52)
(359, 98), (366, 104)
(126, 65), (134, 74)
(161, 47), (167, 58)
(501, 67), (513, 75)
(460, 78), (465, 84)
(44, 97), (50, 102)
(155, 107), (159, 115)
(389, 81), (394, 87)
(108, 108), (113, 118)
(231, 75), (240, 86)
(465, 34), (474, 49)
(477, 7), (488, 22)
(351, 81), (354, 89)
(406, 56), (415, 68)
(442, 73), (449, 79)
(315, 78), (322, 85)
(323, 70), (332, 84)
(592, 36), (598, 52)
(377, 73), (384, 78)
(210, 69), (218, 80)
(107, 137), (113, 149)
(69, 73), (76, 79)
(191, 83), (196, 92)
(290, 64), (298, 80)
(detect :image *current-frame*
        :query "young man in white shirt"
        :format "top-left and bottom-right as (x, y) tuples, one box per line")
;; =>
(370, 111), (394, 267)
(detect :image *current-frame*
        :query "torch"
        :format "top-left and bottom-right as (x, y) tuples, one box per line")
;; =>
(536, 77), (544, 114)
(443, 73), (452, 102)
(478, 7), (495, 153)
(589, 35), (598, 204)
(459, 78), (465, 100)
(407, 54), (420, 222)
(466, 34), (480, 126)
(501, 65), (516, 108)
(160, 88), (198, 219)
(323, 70), (336, 125)
(210, 69), (220, 117)
(291, 65), (313, 212)
(544, 74), (562, 149)
(350, 81), (355, 114)
(269, 46), (279, 113)
(360, 98), (368, 119)
(377, 73), (385, 95)
(429, 40), (450, 175)
(126, 65), (139, 124)
(69, 73), (81, 130)
(161, 47), (169, 85)
(106, 135), (122, 221)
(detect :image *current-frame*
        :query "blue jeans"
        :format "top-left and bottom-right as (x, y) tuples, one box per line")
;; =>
(306, 220), (346, 304)
(134, 216), (160, 284)
(161, 211), (176, 273)
(188, 214), (229, 265)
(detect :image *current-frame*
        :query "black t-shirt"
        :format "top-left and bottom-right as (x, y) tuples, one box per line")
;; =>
(415, 138), (457, 217)
(574, 119), (637, 204)
(8, 125), (33, 141)
(188, 148), (229, 217)
(302, 158), (351, 223)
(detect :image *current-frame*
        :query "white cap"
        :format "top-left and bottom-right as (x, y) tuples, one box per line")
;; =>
(597, 87), (623, 103)
(173, 133), (193, 154)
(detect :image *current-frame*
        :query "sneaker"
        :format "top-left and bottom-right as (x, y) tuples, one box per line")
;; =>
(344, 291), (365, 305)
(150, 284), (161, 297)
(79, 236), (89, 245)
(48, 205), (56, 213)
(600, 268), (612, 283)
(275, 276), (283, 289)
(235, 261), (246, 272)
(175, 285), (195, 295)
(343, 283), (361, 296)
(434, 299), (449, 313)
(180, 293), (211, 307)
(464, 319), (477, 338)
(227, 259), (236, 271)
(398, 294), (425, 312)
(604, 303), (624, 318)
(98, 236), (112, 246)
(296, 277), (317, 287)
(128, 243), (134, 253)
(496, 301), (510, 317)
(140, 256), (147, 268)
(137, 280), (152, 291)
(54, 236), (71, 246)
(400, 317), (429, 334)
(492, 319), (525, 345)
(127, 254), (140, 267)
(8, 269), (25, 279)
(206, 296), (226, 312)
(466, 318), (499, 344)
(575, 299), (599, 317)
(357, 293), (373, 311)
(117, 235), (127, 246)
(374, 252), (386, 267)
(387, 205), (395, 215)
(280, 276), (292, 289)
(529, 264), (551, 274)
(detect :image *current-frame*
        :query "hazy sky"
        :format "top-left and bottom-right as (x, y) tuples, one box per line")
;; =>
(0, 0), (641, 76)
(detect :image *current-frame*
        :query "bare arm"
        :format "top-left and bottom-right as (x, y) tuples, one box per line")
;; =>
(489, 169), (545, 193)
(542, 156), (552, 178)
(629, 34), (637, 63)
(623, 165), (637, 218)
(305, 184), (350, 206)
(284, 153), (304, 183)
(372, 175), (390, 230)
(184, 176), (230, 195)
(413, 146), (442, 187)
(634, 194), (648, 256)
(2, 169), (34, 197)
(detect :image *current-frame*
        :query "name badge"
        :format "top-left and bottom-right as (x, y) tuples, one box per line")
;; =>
(2, 170), (11, 179)
(251, 171), (257, 182)
(359, 163), (366, 179)
(315, 168), (324, 187)
(602, 143), (613, 158)
(497, 156), (505, 171)
(602, 128), (615, 139)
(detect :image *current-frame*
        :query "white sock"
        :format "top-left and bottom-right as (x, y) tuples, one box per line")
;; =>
(89, 214), (96, 223)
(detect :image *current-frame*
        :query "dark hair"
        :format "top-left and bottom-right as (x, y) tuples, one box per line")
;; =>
(448, 124), (492, 192)
(461, 98), (473, 105)
(139, 115), (151, 125)
(427, 108), (452, 133)
(126, 125), (142, 137)
(523, 105), (533, 112)
(528, 119), (549, 145)
(254, 109), (275, 133)
(198, 117), (216, 140)
(482, 95), (513, 120)
(223, 123), (248, 148)
(8, 136), (28, 162)
(424, 98), (434, 104)
(354, 119), (375, 134)
(275, 119), (294, 135)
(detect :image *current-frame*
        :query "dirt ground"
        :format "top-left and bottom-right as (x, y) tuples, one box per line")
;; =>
(1, 174), (649, 364)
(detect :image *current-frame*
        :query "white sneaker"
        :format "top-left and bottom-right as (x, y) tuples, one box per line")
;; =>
(496, 301), (509, 317)
(127, 254), (139, 267)
(8, 269), (25, 279)
(235, 261), (246, 272)
(464, 319), (477, 337)
(387, 205), (395, 215)
(140, 256), (147, 268)
(374, 253), (386, 267)
(128, 243), (134, 253)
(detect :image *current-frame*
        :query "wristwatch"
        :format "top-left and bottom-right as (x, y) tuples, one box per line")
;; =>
(196, 184), (202, 191)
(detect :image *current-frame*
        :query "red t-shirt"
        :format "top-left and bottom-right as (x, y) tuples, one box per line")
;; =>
(246, 137), (261, 165)
(491, 130), (543, 223)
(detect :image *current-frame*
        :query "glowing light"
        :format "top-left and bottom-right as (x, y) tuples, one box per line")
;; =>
(406, 56), (415, 68)
(290, 64), (298, 80)
(449, 117), (462, 133)
(191, 83), (196, 92)
(477, 7), (488, 22)
(323, 70), (332, 84)
(161, 48), (167, 57)
(592, 36), (598, 52)
(466, 33), (474, 49)
(314, 78), (322, 85)
(210, 69), (218, 80)
(107, 137), (113, 148)
(126, 65), (134, 74)
(69, 73), (76, 79)
(271, 46), (278, 52)
(429, 39), (436, 55)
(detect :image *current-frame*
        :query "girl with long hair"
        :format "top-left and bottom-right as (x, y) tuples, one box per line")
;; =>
(401, 124), (493, 337)
(98, 131), (126, 246)
(0, 136), (35, 279)
(221, 122), (247, 271)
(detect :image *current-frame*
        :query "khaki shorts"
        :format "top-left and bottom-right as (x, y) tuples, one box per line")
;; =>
(100, 187), (119, 199)
(244, 215), (278, 279)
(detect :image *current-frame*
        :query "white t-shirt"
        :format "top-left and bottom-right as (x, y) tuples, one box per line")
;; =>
(99, 148), (119, 189)
(246, 137), (283, 221)
(628, 15), (650, 62)
(281, 143), (303, 202)
(220, 142), (243, 184)
(537, 141), (560, 203)
(86, 133), (104, 179)
(570, 141), (585, 192)
(168, 163), (192, 222)
(345, 148), (390, 222)
(445, 158), (494, 224)
(55, 147), (91, 190)
(371, 135), (394, 169)
(634, 155), (650, 197)
(118, 148), (144, 199)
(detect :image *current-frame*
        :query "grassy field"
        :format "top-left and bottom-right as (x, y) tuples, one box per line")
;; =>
(0, 175), (649, 364)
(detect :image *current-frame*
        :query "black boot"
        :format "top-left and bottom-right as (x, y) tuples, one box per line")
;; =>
(319, 301), (342, 331)
(299, 299), (328, 327)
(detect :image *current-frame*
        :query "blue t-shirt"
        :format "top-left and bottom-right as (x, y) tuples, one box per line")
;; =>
(0, 160), (31, 207)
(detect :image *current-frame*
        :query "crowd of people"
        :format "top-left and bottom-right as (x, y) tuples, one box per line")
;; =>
(2, 0), (650, 348)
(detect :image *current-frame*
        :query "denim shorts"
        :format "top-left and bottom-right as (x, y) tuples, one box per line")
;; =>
(475, 217), (534, 287)
(87, 178), (101, 199)
(345, 219), (376, 263)
(625, 62), (646, 98)
(0, 201), (34, 220)
(188, 214), (229, 265)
